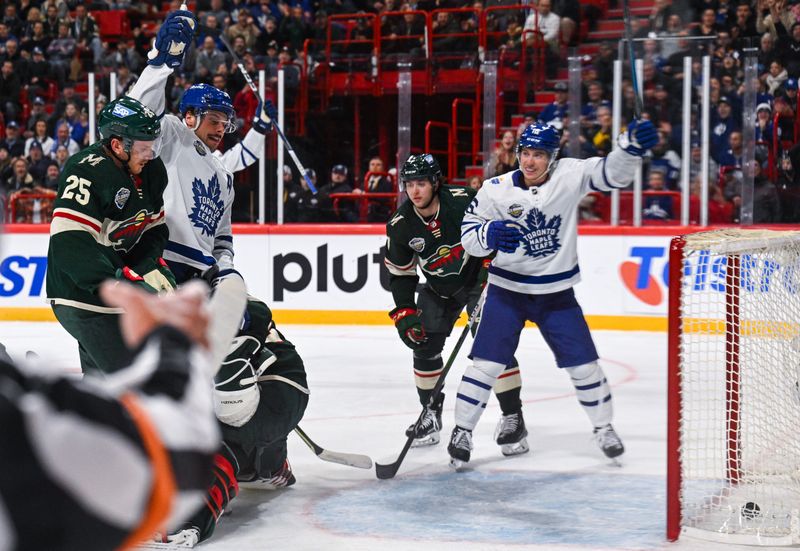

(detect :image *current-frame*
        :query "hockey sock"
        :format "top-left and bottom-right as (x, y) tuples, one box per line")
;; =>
(454, 357), (505, 430)
(494, 363), (522, 415)
(565, 361), (613, 428)
(185, 446), (239, 543)
(413, 352), (443, 406)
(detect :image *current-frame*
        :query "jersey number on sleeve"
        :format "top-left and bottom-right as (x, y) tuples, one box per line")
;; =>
(61, 175), (92, 206)
(466, 197), (478, 215)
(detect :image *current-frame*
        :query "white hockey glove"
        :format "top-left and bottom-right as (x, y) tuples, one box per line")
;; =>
(141, 258), (177, 292)
(148, 10), (196, 68)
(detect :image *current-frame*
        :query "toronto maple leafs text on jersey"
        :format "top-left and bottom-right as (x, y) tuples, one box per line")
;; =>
(127, 64), (266, 275)
(461, 149), (640, 294)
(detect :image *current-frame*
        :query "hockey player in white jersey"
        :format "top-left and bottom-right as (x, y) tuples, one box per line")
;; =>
(448, 120), (658, 468)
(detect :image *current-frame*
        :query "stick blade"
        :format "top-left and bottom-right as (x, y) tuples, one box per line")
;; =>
(375, 461), (401, 480)
(319, 450), (373, 469)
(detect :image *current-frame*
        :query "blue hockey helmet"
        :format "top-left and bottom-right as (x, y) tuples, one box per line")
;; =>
(517, 123), (561, 175)
(179, 84), (237, 133)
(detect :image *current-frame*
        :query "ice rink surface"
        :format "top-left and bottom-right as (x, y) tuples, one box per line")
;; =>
(1, 322), (786, 551)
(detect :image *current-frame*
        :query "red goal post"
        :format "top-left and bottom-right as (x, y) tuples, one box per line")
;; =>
(667, 228), (800, 545)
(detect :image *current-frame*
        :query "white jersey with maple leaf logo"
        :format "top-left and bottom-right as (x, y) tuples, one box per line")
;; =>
(461, 148), (640, 294)
(128, 65), (265, 274)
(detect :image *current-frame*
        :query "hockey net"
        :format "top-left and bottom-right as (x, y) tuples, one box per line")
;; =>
(667, 229), (800, 545)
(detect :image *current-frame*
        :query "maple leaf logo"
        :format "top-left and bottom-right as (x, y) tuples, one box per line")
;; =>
(515, 207), (562, 258)
(189, 174), (225, 237)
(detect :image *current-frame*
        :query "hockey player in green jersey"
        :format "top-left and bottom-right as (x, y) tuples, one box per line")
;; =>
(46, 96), (176, 374)
(384, 154), (528, 455)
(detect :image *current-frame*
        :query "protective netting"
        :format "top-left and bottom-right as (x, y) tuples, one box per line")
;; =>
(678, 229), (800, 545)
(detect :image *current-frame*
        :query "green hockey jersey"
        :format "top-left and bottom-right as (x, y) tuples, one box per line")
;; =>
(384, 184), (484, 308)
(46, 142), (170, 311)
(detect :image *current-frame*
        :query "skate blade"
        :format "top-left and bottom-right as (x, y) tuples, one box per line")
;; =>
(410, 433), (440, 448)
(500, 438), (530, 457)
(449, 457), (468, 471)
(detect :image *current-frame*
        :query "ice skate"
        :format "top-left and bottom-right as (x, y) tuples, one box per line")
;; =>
(406, 393), (443, 447)
(238, 459), (296, 490)
(448, 426), (473, 470)
(495, 410), (529, 457)
(594, 424), (624, 459)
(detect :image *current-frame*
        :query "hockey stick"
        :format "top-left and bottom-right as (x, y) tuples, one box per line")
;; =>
(294, 425), (373, 469)
(621, 0), (643, 118)
(196, 22), (318, 194)
(375, 291), (486, 480)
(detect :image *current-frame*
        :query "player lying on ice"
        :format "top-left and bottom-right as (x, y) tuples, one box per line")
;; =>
(448, 119), (658, 469)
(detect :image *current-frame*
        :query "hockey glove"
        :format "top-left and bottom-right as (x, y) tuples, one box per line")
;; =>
(389, 306), (427, 350)
(486, 221), (523, 254)
(115, 266), (158, 294)
(252, 99), (278, 134)
(619, 119), (658, 156)
(140, 257), (176, 292)
(147, 10), (196, 68)
(477, 258), (491, 288)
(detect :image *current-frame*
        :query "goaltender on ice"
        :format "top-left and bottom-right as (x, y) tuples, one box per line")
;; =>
(448, 119), (659, 468)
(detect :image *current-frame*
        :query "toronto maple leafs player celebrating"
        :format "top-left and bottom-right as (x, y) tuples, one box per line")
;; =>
(384, 154), (527, 454)
(448, 120), (658, 468)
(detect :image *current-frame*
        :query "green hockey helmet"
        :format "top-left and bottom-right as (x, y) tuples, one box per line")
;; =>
(400, 154), (443, 191)
(98, 97), (162, 155)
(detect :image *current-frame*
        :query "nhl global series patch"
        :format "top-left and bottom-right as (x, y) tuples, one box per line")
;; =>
(408, 237), (425, 253)
(194, 140), (207, 156)
(114, 187), (130, 209)
(507, 203), (524, 218)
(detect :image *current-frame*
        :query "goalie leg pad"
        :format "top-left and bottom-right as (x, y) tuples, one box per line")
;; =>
(454, 357), (505, 431)
(214, 336), (262, 427)
(566, 361), (613, 428)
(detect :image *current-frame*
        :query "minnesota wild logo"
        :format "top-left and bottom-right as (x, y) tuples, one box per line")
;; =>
(108, 209), (151, 251)
(509, 208), (562, 259)
(190, 174), (225, 237)
(420, 243), (464, 276)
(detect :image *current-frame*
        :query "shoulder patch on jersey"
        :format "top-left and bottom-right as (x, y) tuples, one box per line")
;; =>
(79, 153), (105, 167)
(408, 237), (425, 253)
(114, 187), (130, 210)
(507, 203), (524, 218)
(490, 177), (501, 185)
(389, 213), (404, 226)
(194, 140), (207, 156)
(449, 187), (468, 197)
(190, 174), (225, 237)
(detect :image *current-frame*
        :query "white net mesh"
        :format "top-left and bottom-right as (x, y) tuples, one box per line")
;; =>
(677, 229), (800, 545)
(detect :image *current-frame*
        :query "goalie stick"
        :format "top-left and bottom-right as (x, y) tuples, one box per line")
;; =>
(195, 21), (318, 194)
(375, 290), (486, 480)
(294, 425), (373, 469)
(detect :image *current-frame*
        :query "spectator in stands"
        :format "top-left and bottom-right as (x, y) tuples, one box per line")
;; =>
(523, 0), (559, 77)
(777, 144), (800, 222)
(26, 142), (50, 185)
(689, 177), (734, 224)
(197, 14), (224, 49)
(773, 94), (795, 144)
(355, 155), (394, 222)
(4, 157), (35, 199)
(581, 81), (610, 131)
(765, 59), (788, 95)
(2, 39), (26, 79)
(25, 47), (49, 100)
(468, 175), (482, 191)
(0, 60), (20, 123)
(756, 0), (793, 40)
(42, 5), (61, 39)
(25, 120), (54, 157)
(226, 12), (261, 49)
(717, 130), (743, 169)
(778, 22), (800, 78)
(279, 5), (310, 56)
(46, 21), (75, 86)
(692, 8), (721, 52)
(42, 162), (59, 190)
(2, 4), (23, 38)
(286, 167), (323, 223)
(755, 102), (774, 146)
(384, 5), (425, 58)
(490, 130), (517, 176)
(553, 0), (580, 46)
(730, 1), (758, 48)
(642, 168), (675, 220)
(53, 144), (69, 172)
(648, 0), (675, 34)
(648, 129), (682, 188)
(711, 95), (739, 163)
(1, 122), (24, 158)
(273, 46), (300, 91)
(195, 35), (227, 84)
(203, 0), (230, 27)
(588, 105), (613, 157)
(56, 102), (85, 145)
(21, 20), (49, 55)
(50, 123), (80, 159)
(320, 164), (358, 223)
(516, 111), (536, 139)
(538, 81), (568, 130)
(72, 5), (101, 71)
(725, 158), (781, 223)
(777, 76), (798, 102)
(255, 15), (281, 54)
(432, 10), (462, 55)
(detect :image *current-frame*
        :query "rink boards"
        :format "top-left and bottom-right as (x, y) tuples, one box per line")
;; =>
(0, 224), (696, 329)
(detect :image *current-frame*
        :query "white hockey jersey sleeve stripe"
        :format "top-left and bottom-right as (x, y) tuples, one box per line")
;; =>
(164, 241), (216, 266)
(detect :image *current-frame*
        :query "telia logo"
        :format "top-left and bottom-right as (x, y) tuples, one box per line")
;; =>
(619, 247), (669, 306)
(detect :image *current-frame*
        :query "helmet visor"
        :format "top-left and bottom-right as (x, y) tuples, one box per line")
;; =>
(130, 135), (163, 160)
(202, 110), (238, 134)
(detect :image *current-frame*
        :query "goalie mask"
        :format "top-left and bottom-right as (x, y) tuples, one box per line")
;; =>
(213, 336), (277, 427)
